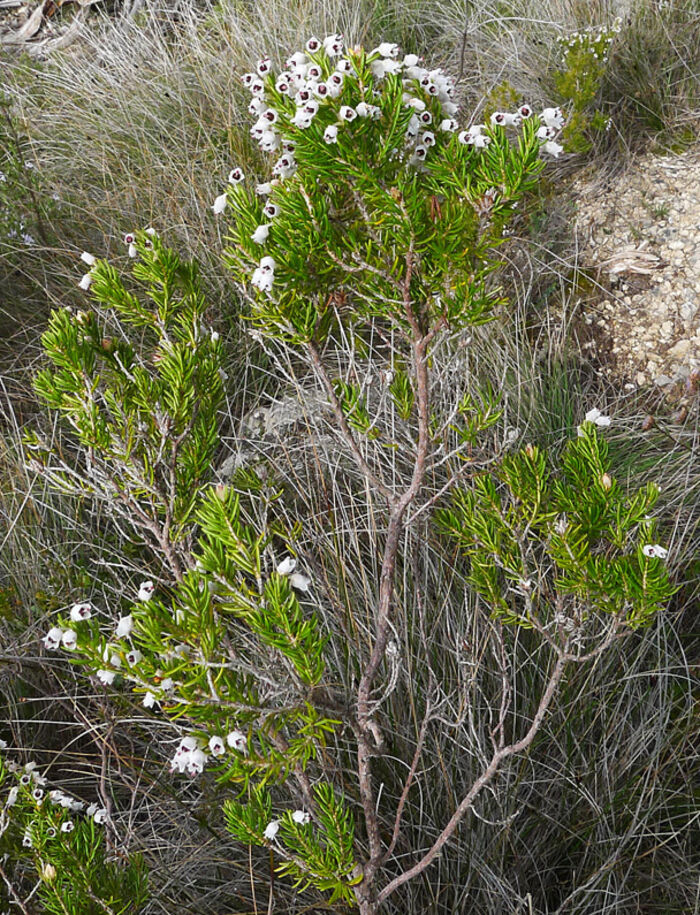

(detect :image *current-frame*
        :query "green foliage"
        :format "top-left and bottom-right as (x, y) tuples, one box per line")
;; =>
(334, 379), (380, 439)
(0, 750), (148, 914)
(438, 423), (675, 629)
(46, 482), (336, 789)
(27, 234), (224, 545)
(388, 368), (414, 420)
(593, 0), (700, 146)
(20, 29), (680, 913)
(223, 47), (548, 349)
(452, 383), (503, 448)
(224, 782), (359, 905)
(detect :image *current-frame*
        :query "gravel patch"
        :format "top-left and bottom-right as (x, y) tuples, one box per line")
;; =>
(574, 145), (700, 396)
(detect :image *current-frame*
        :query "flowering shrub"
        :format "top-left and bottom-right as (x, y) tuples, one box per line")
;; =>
(24, 35), (674, 915)
(219, 38), (565, 342)
(552, 20), (622, 152)
(0, 741), (148, 913)
(0, 90), (49, 258)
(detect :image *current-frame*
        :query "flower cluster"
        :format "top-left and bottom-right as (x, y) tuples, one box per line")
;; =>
(211, 36), (565, 295)
(641, 544), (669, 560)
(470, 105), (565, 157)
(169, 729), (248, 777)
(552, 19), (620, 151)
(0, 741), (108, 848)
(577, 406), (611, 435)
(78, 228), (156, 289)
(39, 563), (313, 781)
(42, 582), (158, 691)
(276, 555), (311, 592)
(263, 807), (311, 842)
(556, 18), (622, 67)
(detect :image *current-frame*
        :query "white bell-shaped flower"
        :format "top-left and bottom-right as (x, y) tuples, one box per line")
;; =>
(292, 110), (312, 129)
(324, 124), (339, 144)
(287, 52), (307, 70)
(186, 749), (207, 777)
(251, 224), (271, 245)
(61, 629), (78, 651)
(289, 572), (311, 592)
(323, 34), (343, 56)
(256, 56), (272, 77)
(116, 615), (133, 638)
(209, 735), (226, 757)
(212, 193), (227, 215)
(227, 730), (247, 754)
(540, 106), (565, 129)
(276, 556), (297, 575)
(374, 41), (400, 58)
(642, 544), (668, 559)
(584, 408), (611, 427)
(260, 130), (280, 151)
(252, 269), (273, 293)
(542, 140), (564, 158)
(43, 626), (64, 650)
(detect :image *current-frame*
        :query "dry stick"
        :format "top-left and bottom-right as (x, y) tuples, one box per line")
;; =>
(379, 703), (432, 867)
(0, 861), (32, 915)
(377, 651), (568, 904)
(353, 249), (445, 905)
(376, 619), (627, 905)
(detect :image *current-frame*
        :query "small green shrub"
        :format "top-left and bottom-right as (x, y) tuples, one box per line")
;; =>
(0, 744), (148, 914)
(552, 21), (621, 153)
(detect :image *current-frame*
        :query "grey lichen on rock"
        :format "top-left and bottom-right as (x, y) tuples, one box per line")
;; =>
(216, 388), (334, 481)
